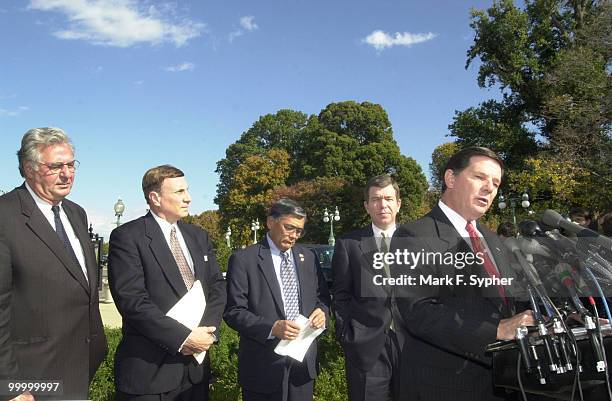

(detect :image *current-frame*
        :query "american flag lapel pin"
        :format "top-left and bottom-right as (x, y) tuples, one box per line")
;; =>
(204, 255), (208, 262)
(299, 253), (305, 262)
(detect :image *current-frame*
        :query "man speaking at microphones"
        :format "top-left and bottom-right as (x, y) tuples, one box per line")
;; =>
(392, 147), (534, 401)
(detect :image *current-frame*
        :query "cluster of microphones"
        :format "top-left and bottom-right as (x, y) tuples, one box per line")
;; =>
(491, 210), (612, 399)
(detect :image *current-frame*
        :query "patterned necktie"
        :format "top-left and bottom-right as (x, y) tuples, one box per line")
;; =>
(465, 222), (507, 303)
(51, 205), (86, 281)
(170, 227), (195, 290)
(280, 251), (300, 321)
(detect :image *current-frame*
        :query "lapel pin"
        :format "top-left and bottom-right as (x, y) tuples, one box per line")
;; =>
(204, 255), (208, 262)
(299, 253), (304, 262)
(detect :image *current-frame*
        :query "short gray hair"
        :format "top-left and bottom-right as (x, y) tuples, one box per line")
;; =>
(268, 198), (307, 220)
(17, 127), (74, 177)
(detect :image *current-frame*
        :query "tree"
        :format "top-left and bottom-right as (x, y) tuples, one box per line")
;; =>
(215, 101), (429, 237)
(429, 142), (460, 192)
(184, 210), (232, 272)
(451, 0), (610, 212)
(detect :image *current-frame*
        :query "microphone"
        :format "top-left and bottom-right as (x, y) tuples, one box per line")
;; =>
(505, 238), (543, 286)
(542, 210), (612, 251)
(518, 237), (554, 259)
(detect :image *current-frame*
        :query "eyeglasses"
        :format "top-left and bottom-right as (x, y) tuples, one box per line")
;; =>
(38, 160), (80, 174)
(282, 223), (305, 238)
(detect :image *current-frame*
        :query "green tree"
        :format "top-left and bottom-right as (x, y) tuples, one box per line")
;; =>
(451, 0), (610, 211)
(215, 101), (429, 234)
(429, 142), (460, 192)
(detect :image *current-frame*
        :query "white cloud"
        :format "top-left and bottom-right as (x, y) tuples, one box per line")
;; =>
(28, 0), (205, 47)
(229, 15), (257, 43)
(363, 30), (437, 51)
(240, 16), (257, 31)
(133, 80), (144, 85)
(0, 106), (29, 117)
(165, 62), (195, 72)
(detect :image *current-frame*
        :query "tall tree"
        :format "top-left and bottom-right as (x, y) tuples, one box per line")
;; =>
(451, 0), (610, 211)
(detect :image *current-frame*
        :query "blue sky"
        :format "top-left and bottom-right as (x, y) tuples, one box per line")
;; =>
(0, 0), (500, 238)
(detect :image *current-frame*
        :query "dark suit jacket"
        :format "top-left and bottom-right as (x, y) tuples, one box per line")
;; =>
(108, 212), (226, 395)
(0, 185), (107, 400)
(223, 238), (331, 394)
(392, 205), (521, 401)
(332, 226), (404, 372)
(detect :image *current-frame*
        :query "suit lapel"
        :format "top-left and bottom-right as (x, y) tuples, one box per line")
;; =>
(292, 245), (309, 312)
(431, 205), (506, 311)
(144, 213), (187, 298)
(18, 186), (90, 294)
(258, 239), (285, 317)
(358, 227), (391, 296)
(63, 202), (97, 295)
(179, 222), (205, 283)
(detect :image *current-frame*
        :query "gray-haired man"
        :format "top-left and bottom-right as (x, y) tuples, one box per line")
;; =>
(0, 128), (107, 400)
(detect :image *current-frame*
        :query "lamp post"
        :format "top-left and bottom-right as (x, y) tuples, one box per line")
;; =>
(498, 191), (531, 227)
(225, 227), (232, 249)
(323, 206), (340, 246)
(251, 219), (260, 244)
(114, 198), (125, 227)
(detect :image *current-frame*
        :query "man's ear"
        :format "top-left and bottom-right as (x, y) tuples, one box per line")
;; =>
(23, 162), (35, 180)
(266, 216), (274, 230)
(148, 191), (161, 207)
(443, 169), (455, 190)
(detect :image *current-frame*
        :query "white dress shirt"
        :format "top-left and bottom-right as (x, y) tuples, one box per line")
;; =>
(26, 182), (88, 282)
(151, 211), (194, 274)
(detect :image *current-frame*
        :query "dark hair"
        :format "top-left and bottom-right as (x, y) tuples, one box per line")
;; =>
(569, 207), (590, 220)
(441, 147), (504, 191)
(268, 198), (307, 219)
(363, 174), (400, 201)
(497, 221), (517, 238)
(142, 165), (184, 205)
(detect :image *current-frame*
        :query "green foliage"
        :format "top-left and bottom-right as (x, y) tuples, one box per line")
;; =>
(314, 318), (347, 401)
(89, 327), (121, 401)
(89, 320), (348, 401)
(215, 101), (428, 240)
(429, 142), (460, 192)
(209, 322), (241, 401)
(453, 0), (610, 213)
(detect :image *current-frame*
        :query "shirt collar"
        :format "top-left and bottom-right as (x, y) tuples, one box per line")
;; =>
(267, 233), (293, 258)
(25, 181), (63, 210)
(438, 200), (477, 236)
(371, 223), (396, 238)
(151, 210), (178, 234)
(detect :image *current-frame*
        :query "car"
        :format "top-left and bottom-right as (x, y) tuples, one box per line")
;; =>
(305, 244), (334, 289)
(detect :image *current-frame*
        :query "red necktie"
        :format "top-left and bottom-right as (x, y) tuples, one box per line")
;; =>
(465, 222), (507, 303)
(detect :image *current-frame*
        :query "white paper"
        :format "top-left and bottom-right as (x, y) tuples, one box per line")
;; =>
(166, 280), (207, 364)
(274, 315), (325, 362)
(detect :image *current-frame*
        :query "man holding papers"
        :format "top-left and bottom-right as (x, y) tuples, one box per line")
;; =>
(224, 198), (330, 401)
(108, 165), (226, 401)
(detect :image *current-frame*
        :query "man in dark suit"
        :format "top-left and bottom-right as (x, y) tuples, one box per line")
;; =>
(108, 165), (226, 401)
(224, 198), (330, 401)
(0, 127), (108, 401)
(332, 174), (404, 401)
(392, 147), (534, 401)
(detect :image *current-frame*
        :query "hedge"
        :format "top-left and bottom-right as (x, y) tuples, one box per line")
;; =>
(90, 320), (347, 401)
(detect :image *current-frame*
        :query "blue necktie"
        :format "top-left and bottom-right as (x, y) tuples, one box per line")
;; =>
(280, 251), (300, 321)
(51, 205), (83, 273)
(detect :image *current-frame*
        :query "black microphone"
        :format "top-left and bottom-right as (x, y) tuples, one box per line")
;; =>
(542, 209), (612, 251)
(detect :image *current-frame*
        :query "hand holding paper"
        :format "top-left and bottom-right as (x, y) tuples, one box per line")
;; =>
(274, 315), (325, 362)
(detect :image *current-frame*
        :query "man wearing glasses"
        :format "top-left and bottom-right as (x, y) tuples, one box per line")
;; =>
(224, 198), (330, 401)
(0, 128), (107, 400)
